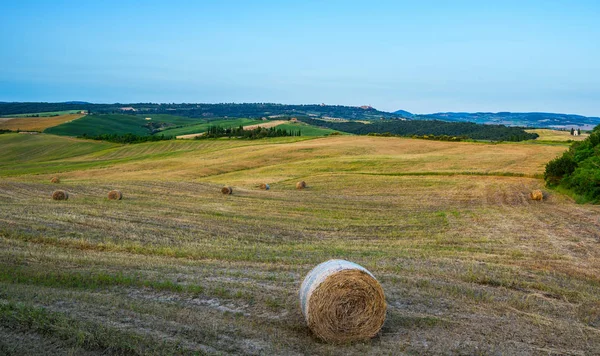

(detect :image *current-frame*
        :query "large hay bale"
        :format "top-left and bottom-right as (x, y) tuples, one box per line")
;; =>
(259, 183), (270, 190)
(530, 189), (544, 201)
(107, 190), (123, 200)
(50, 177), (60, 184)
(52, 190), (69, 201)
(296, 181), (306, 190)
(221, 186), (233, 195)
(299, 259), (386, 343)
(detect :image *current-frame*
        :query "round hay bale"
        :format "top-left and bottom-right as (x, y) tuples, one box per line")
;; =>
(296, 181), (306, 190)
(529, 189), (544, 201)
(221, 186), (232, 195)
(299, 259), (386, 343)
(50, 177), (60, 184)
(52, 190), (69, 201)
(259, 183), (270, 190)
(107, 190), (123, 200)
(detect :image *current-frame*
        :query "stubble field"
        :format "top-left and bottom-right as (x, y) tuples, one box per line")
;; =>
(1, 133), (599, 355)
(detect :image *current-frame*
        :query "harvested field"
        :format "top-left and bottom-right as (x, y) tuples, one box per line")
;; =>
(0, 133), (598, 354)
(527, 128), (589, 141)
(0, 114), (85, 131)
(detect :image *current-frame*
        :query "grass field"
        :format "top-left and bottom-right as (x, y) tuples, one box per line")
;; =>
(0, 113), (85, 131)
(1, 133), (599, 355)
(164, 118), (264, 138)
(0, 110), (84, 118)
(44, 114), (201, 136)
(276, 122), (345, 136)
(527, 128), (589, 142)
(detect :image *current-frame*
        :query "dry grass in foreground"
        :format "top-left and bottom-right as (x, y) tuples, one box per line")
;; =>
(0, 114), (85, 132)
(0, 134), (598, 355)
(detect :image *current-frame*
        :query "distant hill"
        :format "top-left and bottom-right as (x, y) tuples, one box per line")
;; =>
(0, 102), (401, 121)
(407, 111), (600, 130)
(392, 110), (414, 118)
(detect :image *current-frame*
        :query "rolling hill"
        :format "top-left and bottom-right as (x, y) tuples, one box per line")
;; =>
(1, 132), (599, 354)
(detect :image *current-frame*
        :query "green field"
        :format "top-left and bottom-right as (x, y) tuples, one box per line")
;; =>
(1, 110), (84, 118)
(44, 114), (201, 136)
(1, 133), (599, 354)
(276, 122), (346, 136)
(160, 118), (263, 136)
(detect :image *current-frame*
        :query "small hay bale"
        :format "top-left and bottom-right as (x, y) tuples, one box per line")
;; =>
(221, 186), (233, 195)
(50, 177), (60, 184)
(299, 259), (386, 343)
(259, 183), (270, 190)
(296, 181), (306, 190)
(529, 189), (544, 201)
(52, 190), (69, 201)
(107, 190), (123, 200)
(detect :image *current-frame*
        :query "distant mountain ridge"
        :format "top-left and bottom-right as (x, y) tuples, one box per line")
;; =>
(0, 101), (598, 129)
(405, 111), (600, 129)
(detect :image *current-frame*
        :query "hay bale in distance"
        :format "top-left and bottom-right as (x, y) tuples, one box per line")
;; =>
(221, 186), (233, 195)
(259, 183), (270, 190)
(52, 190), (69, 201)
(530, 189), (544, 201)
(299, 259), (386, 343)
(296, 181), (306, 190)
(50, 177), (60, 184)
(107, 190), (123, 200)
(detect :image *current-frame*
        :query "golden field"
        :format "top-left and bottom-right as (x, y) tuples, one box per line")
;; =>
(0, 113), (85, 132)
(0, 133), (599, 355)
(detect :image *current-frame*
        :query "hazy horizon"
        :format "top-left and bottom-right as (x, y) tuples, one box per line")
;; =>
(1, 0), (599, 116)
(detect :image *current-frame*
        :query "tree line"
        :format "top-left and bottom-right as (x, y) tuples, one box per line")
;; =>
(78, 133), (174, 144)
(198, 125), (300, 139)
(545, 125), (600, 203)
(298, 118), (538, 142)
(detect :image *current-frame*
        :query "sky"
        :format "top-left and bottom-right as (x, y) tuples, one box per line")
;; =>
(1, 0), (599, 115)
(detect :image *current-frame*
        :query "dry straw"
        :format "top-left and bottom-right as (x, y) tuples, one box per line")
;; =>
(222, 186), (233, 195)
(530, 189), (544, 201)
(299, 259), (386, 343)
(107, 190), (123, 200)
(50, 177), (60, 184)
(52, 190), (69, 201)
(296, 181), (306, 190)
(259, 183), (270, 190)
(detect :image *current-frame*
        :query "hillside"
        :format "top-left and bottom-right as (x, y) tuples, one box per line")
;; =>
(1, 133), (598, 354)
(414, 111), (600, 129)
(0, 102), (400, 121)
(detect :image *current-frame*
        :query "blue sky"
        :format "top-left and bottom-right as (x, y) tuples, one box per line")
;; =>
(1, 0), (599, 115)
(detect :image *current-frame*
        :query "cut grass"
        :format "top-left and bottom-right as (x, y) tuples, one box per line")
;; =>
(0, 133), (599, 354)
(0, 114), (85, 131)
(526, 128), (589, 142)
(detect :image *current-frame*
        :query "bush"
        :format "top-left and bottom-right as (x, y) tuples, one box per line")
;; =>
(544, 125), (600, 202)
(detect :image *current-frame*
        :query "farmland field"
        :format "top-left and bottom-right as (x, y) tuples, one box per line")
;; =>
(0, 110), (84, 118)
(44, 114), (202, 136)
(0, 113), (85, 132)
(164, 118), (264, 138)
(526, 128), (589, 142)
(1, 133), (599, 355)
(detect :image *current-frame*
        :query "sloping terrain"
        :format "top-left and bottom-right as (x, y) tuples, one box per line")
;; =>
(0, 133), (598, 355)
(0, 113), (85, 131)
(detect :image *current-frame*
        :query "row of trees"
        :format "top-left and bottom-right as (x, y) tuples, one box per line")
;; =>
(298, 118), (539, 142)
(545, 125), (600, 202)
(198, 125), (300, 139)
(78, 133), (174, 144)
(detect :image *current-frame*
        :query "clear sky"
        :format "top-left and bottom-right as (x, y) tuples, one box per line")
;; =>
(1, 0), (599, 115)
